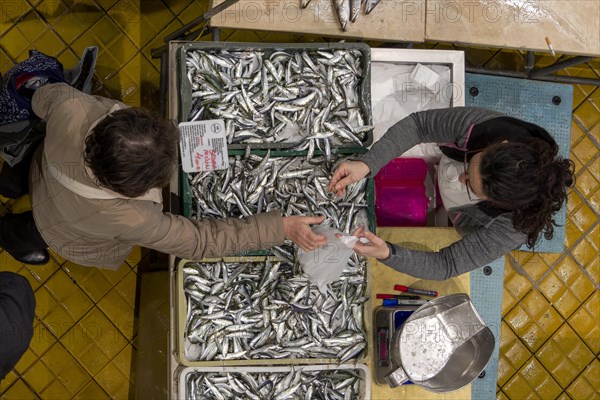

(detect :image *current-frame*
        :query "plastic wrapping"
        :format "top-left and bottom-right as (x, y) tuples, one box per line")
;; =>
(298, 226), (358, 293)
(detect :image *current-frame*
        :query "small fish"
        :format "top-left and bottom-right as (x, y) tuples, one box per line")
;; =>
(334, 0), (351, 31)
(186, 369), (364, 400)
(185, 48), (368, 146)
(182, 256), (368, 362)
(350, 0), (361, 22)
(187, 154), (369, 238)
(365, 0), (381, 14)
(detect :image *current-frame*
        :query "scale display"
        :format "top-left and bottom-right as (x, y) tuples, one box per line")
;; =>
(373, 306), (419, 385)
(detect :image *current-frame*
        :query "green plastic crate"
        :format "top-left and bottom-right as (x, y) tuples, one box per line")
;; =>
(180, 150), (376, 258)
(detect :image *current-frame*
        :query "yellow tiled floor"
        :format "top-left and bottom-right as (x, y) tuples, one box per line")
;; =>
(0, 1), (598, 399)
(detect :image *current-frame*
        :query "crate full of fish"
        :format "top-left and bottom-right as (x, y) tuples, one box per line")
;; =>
(177, 256), (368, 366)
(178, 364), (371, 400)
(177, 41), (373, 149)
(181, 150), (375, 258)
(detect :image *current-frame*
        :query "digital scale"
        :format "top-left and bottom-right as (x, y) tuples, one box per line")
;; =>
(373, 305), (420, 385)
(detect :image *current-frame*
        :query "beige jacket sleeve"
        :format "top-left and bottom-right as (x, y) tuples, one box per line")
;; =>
(119, 202), (286, 259)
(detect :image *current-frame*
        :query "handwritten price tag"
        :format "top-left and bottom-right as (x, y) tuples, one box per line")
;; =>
(179, 119), (228, 173)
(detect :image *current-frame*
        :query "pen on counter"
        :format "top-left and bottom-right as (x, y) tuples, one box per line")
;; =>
(394, 285), (438, 297)
(376, 294), (421, 300)
(545, 36), (556, 57)
(382, 299), (428, 306)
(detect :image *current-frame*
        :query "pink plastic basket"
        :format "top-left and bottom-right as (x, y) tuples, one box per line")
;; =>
(375, 158), (429, 227)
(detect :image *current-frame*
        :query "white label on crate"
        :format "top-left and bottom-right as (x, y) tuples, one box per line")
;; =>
(179, 119), (228, 173)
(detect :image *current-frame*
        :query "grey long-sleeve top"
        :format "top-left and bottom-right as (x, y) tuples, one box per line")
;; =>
(360, 107), (528, 280)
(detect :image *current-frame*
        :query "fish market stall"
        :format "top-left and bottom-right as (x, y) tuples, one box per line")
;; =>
(168, 41), (477, 399)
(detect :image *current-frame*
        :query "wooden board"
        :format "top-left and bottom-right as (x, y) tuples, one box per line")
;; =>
(365, 227), (472, 400)
(426, 0), (600, 56)
(210, 0), (599, 56)
(209, 0), (426, 42)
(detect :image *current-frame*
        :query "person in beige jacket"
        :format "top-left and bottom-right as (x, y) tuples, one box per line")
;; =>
(0, 83), (326, 268)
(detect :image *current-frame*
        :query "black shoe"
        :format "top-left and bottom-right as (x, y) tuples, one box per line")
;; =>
(0, 212), (49, 265)
(8, 248), (50, 265)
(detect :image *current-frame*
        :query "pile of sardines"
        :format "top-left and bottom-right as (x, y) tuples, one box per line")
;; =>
(183, 257), (367, 362)
(185, 48), (371, 147)
(187, 153), (369, 251)
(185, 369), (364, 400)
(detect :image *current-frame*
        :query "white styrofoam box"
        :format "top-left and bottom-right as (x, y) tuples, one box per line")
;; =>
(369, 48), (465, 145)
(177, 364), (371, 400)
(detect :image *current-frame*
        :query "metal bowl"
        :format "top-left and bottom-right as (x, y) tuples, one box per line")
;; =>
(387, 294), (495, 392)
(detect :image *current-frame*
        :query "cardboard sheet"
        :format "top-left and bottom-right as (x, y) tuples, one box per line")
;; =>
(426, 0), (600, 56)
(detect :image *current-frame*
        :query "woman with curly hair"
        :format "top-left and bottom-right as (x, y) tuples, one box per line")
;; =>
(329, 107), (575, 280)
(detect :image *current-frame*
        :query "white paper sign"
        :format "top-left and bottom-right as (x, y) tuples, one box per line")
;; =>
(179, 119), (228, 173)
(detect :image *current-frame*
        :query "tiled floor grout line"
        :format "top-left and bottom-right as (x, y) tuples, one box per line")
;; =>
(172, 2), (208, 27)
(524, 239), (599, 360)
(480, 48), (504, 68)
(500, 195), (599, 395)
(564, 291), (599, 338)
(573, 87), (600, 115)
(573, 152), (600, 183)
(497, 337), (536, 392)
(39, 315), (128, 399)
(502, 304), (575, 393)
(17, 263), (134, 395)
(27, 1), (73, 52)
(57, 264), (135, 338)
(12, 271), (100, 396)
(500, 255), (539, 328)
(572, 86), (599, 114)
(36, 270), (95, 340)
(584, 61), (600, 79)
(572, 87), (594, 111)
(0, 236), (134, 397)
(572, 117), (600, 151)
(517, 247), (599, 394)
(532, 217), (599, 288)
(0, 0), (38, 45)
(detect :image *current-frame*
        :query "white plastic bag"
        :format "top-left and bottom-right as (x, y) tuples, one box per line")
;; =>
(298, 226), (358, 293)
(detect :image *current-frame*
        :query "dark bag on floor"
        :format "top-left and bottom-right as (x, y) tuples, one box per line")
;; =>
(0, 47), (97, 166)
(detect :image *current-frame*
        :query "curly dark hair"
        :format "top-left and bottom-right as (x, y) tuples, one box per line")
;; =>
(480, 138), (575, 248)
(84, 107), (179, 198)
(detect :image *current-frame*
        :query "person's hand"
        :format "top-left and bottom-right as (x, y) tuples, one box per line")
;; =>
(328, 161), (370, 197)
(344, 226), (390, 259)
(282, 215), (327, 252)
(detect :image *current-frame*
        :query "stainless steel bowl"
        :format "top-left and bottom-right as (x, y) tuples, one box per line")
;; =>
(385, 293), (495, 392)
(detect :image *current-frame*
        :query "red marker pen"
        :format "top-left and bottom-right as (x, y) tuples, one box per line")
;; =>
(376, 294), (421, 300)
(394, 285), (438, 297)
